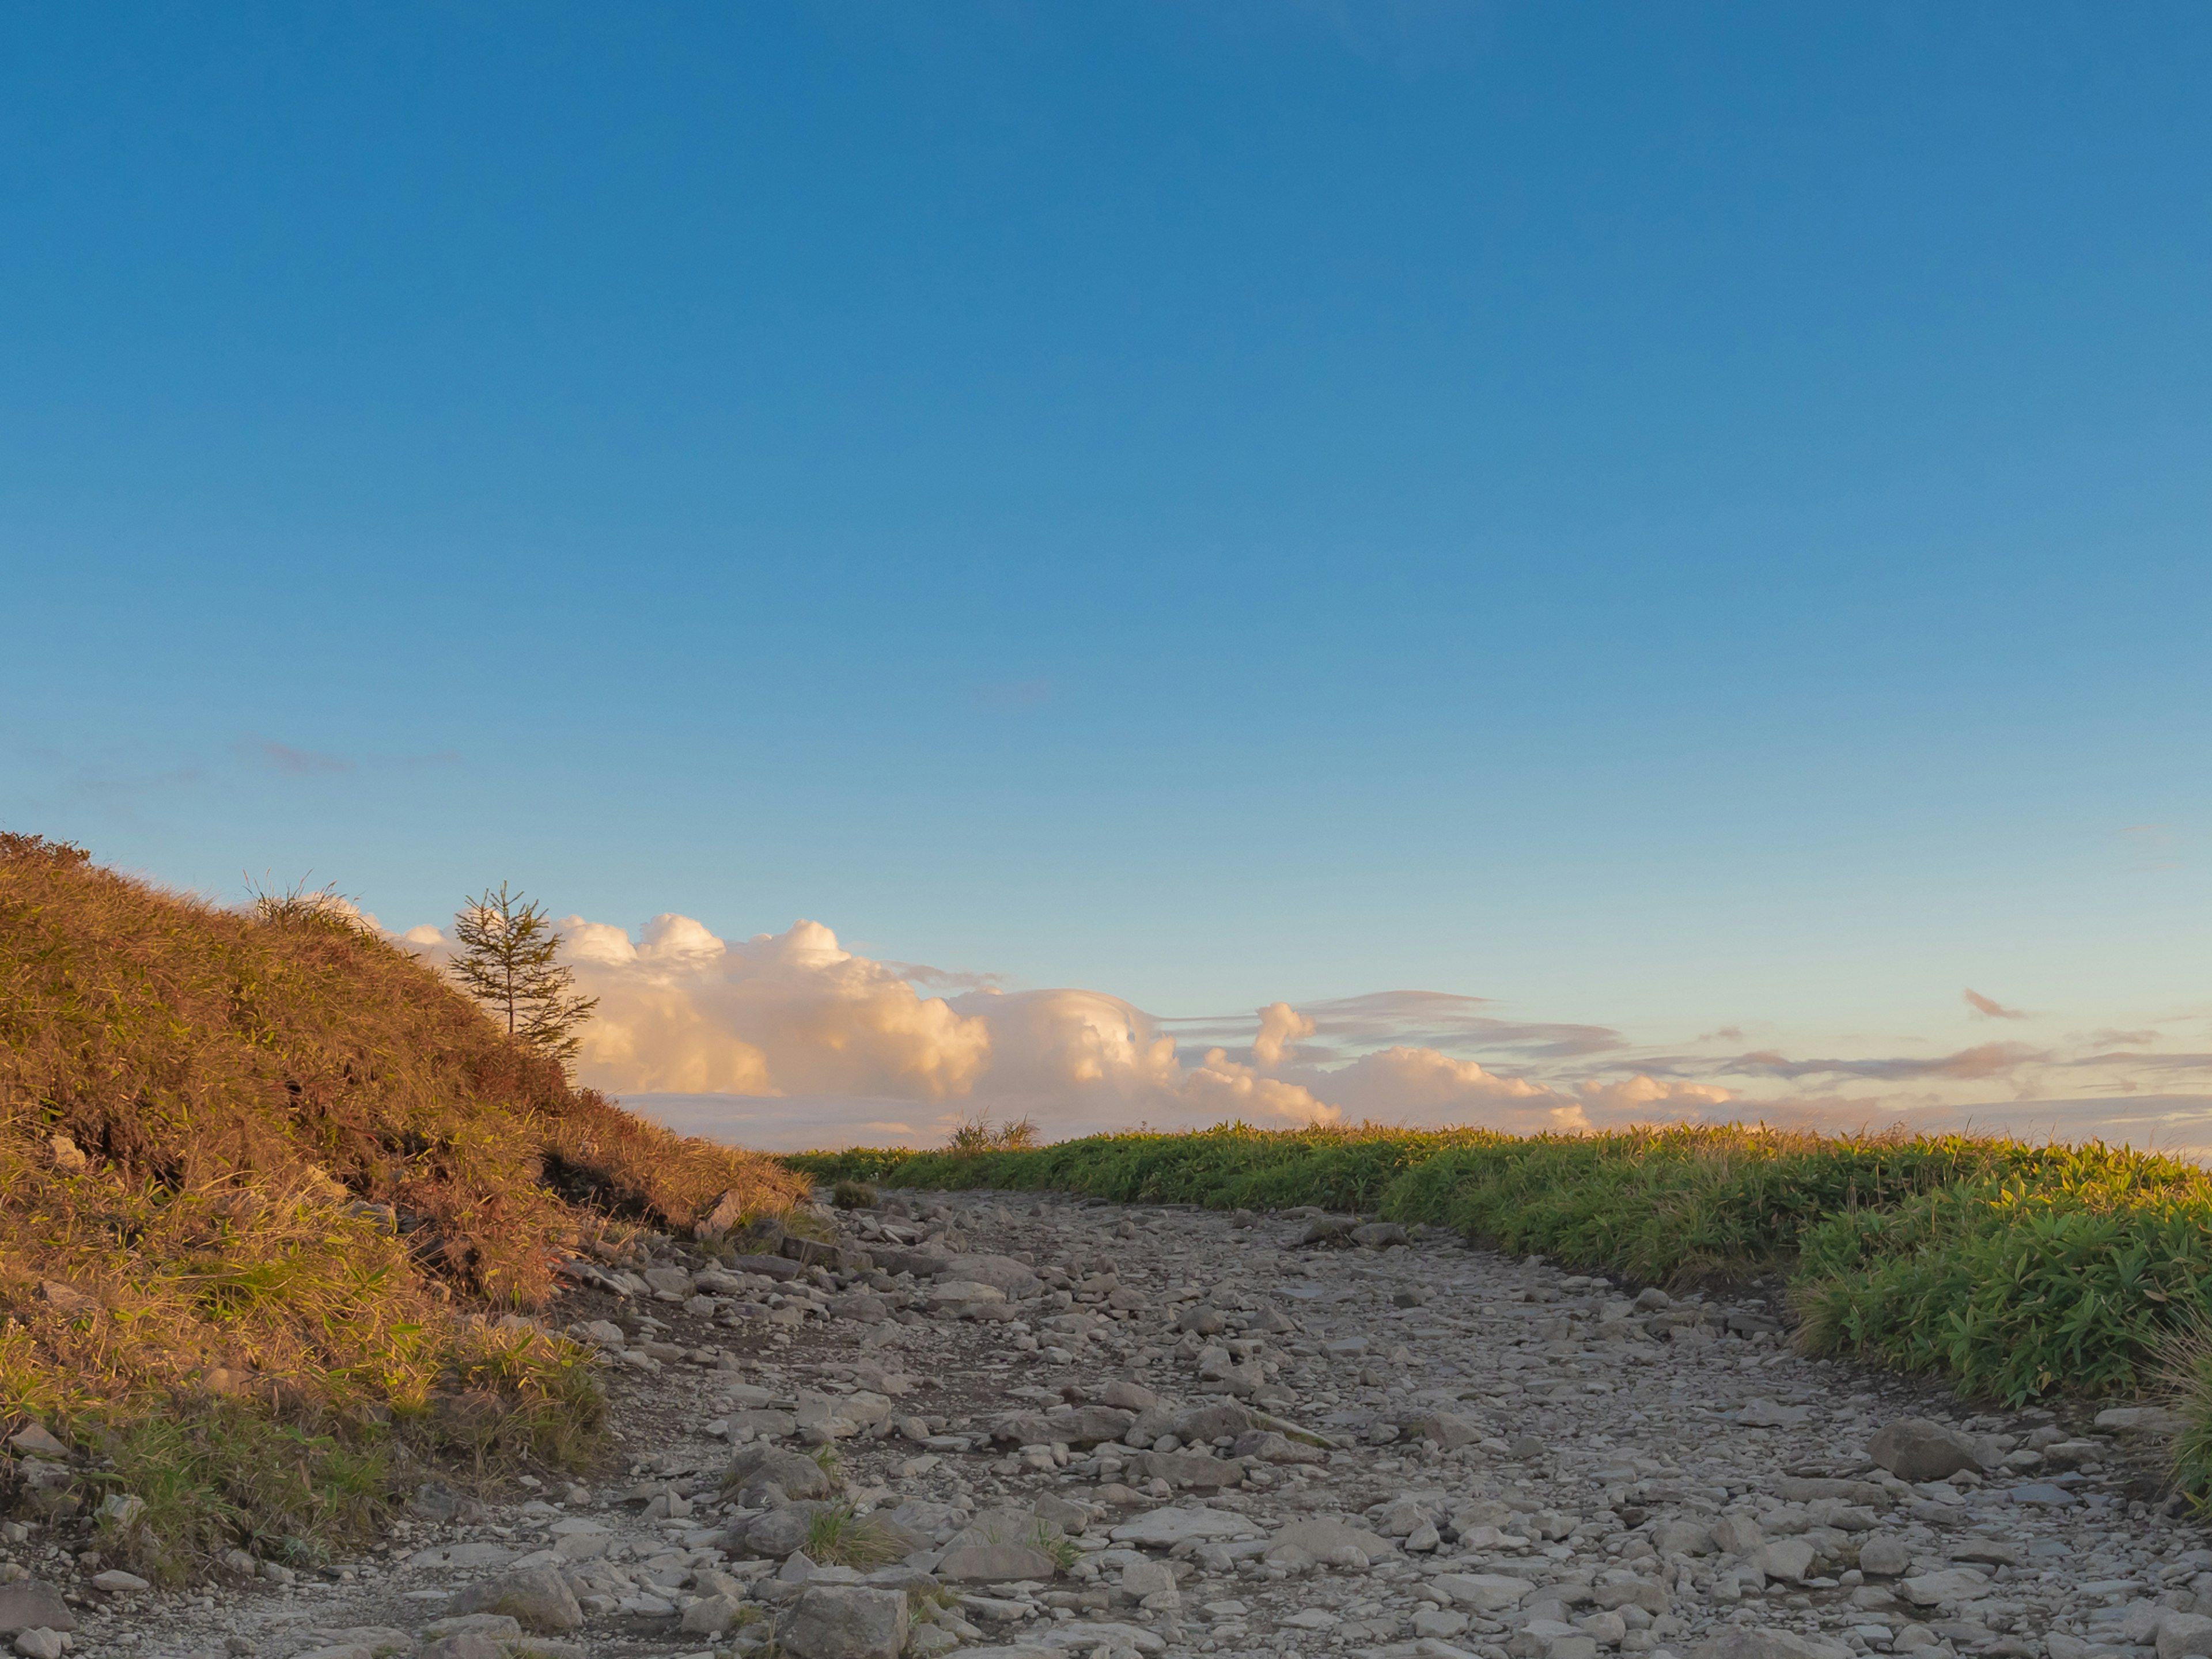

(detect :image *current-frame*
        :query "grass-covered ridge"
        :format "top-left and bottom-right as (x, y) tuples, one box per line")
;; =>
(788, 1122), (2212, 1423)
(0, 834), (806, 1577)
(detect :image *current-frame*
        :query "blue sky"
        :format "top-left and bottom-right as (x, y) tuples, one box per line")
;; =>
(7, 4), (2212, 1145)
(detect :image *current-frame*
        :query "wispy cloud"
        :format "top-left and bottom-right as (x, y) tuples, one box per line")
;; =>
(234, 737), (354, 775)
(1964, 988), (2028, 1021)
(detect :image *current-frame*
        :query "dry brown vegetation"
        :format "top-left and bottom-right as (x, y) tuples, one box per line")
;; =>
(0, 833), (805, 1575)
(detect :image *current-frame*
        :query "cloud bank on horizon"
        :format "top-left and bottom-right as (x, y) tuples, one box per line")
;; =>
(391, 912), (2212, 1156)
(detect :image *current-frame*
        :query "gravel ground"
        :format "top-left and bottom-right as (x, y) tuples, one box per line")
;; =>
(9, 1188), (2205, 1659)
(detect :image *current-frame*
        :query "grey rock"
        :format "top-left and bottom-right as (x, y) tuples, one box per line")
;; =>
(419, 1617), (520, 1641)
(641, 1266), (694, 1297)
(13, 1633), (65, 1659)
(1857, 1535), (1912, 1577)
(934, 1253), (1043, 1299)
(779, 1584), (910, 1659)
(1169, 1401), (1253, 1442)
(1898, 1566), (1993, 1607)
(0, 1584), (73, 1637)
(2097, 1405), (2192, 1435)
(1107, 1507), (1264, 1548)
(727, 1442), (841, 1502)
(1866, 1418), (1988, 1482)
(2161, 1613), (2212, 1659)
(1096, 1380), (1160, 1412)
(445, 1567), (584, 1633)
(723, 1251), (806, 1282)
(1264, 1516), (1394, 1567)
(1126, 1448), (1241, 1488)
(742, 1501), (837, 1558)
(1230, 1429), (1327, 1464)
(937, 1544), (1060, 1582)
(1693, 1633), (1853, 1659)
(1429, 1573), (1535, 1612)
(680, 1594), (746, 1634)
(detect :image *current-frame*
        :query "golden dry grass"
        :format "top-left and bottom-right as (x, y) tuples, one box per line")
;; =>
(0, 833), (805, 1574)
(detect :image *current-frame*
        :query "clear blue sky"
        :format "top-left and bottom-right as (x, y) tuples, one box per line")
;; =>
(6, 2), (2210, 1073)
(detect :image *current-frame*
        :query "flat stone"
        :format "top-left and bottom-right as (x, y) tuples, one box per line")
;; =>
(1692, 1633), (1854, 1659)
(2096, 1406), (2190, 1435)
(937, 1544), (1060, 1582)
(0, 1584), (74, 1637)
(1900, 1566), (1994, 1607)
(1107, 1507), (1264, 1548)
(1430, 1573), (1535, 1612)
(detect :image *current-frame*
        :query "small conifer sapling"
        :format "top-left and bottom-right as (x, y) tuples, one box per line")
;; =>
(449, 884), (598, 1069)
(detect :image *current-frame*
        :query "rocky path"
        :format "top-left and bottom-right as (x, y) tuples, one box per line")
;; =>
(11, 1190), (2210, 1659)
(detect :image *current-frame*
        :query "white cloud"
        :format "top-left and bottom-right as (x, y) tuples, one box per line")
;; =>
(1252, 1001), (1317, 1067)
(382, 906), (2212, 1156)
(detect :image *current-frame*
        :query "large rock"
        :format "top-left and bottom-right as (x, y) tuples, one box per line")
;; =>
(1866, 1418), (1987, 1482)
(640, 1266), (694, 1298)
(728, 1442), (840, 1502)
(0, 1582), (74, 1635)
(779, 1584), (909, 1659)
(1694, 1633), (1853, 1659)
(445, 1567), (583, 1633)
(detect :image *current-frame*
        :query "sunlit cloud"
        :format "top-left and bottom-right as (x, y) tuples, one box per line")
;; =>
(1964, 988), (2028, 1021)
(383, 907), (2212, 1156)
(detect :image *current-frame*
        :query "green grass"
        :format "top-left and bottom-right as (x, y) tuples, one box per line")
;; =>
(789, 1120), (2212, 1495)
(801, 1500), (908, 1568)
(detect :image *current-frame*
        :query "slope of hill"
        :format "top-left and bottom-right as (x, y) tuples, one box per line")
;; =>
(0, 834), (804, 1575)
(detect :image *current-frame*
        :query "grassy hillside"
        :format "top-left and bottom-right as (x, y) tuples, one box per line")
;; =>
(0, 834), (805, 1575)
(790, 1120), (2212, 1489)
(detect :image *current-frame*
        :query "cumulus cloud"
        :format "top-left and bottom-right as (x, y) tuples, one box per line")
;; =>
(382, 904), (2212, 1154)
(1252, 1002), (1317, 1067)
